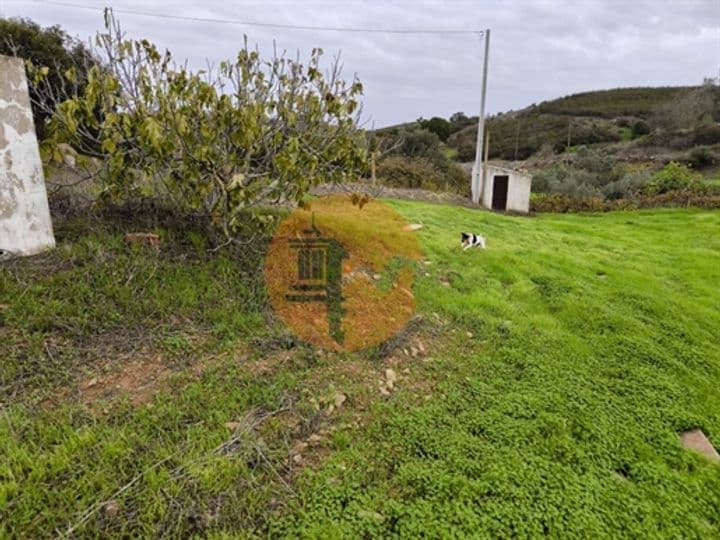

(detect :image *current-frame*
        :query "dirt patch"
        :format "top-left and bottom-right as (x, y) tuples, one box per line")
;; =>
(78, 351), (172, 407)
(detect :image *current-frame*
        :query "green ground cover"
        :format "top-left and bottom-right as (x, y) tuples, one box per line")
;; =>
(1, 203), (719, 537)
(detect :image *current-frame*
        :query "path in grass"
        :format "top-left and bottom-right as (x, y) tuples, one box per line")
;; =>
(1, 204), (719, 537)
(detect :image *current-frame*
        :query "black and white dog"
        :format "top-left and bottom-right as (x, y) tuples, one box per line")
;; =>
(461, 232), (486, 251)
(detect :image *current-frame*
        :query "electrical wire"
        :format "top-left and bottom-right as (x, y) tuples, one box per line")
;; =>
(17, 0), (486, 35)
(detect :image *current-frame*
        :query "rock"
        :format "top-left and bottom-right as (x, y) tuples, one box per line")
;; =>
(466, 331), (473, 338)
(680, 429), (720, 462)
(410, 346), (419, 357)
(292, 454), (303, 464)
(403, 223), (423, 232)
(101, 500), (120, 517)
(334, 393), (347, 408)
(373, 273), (382, 280)
(385, 369), (397, 385)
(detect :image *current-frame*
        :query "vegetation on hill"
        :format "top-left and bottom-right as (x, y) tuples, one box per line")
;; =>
(534, 86), (691, 118)
(446, 85), (720, 161)
(371, 85), (720, 208)
(2, 201), (719, 537)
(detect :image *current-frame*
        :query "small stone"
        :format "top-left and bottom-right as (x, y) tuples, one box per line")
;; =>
(403, 223), (423, 232)
(373, 274), (382, 280)
(385, 369), (397, 384)
(101, 500), (120, 517)
(86, 377), (98, 388)
(680, 429), (720, 462)
(293, 454), (303, 464)
(410, 346), (419, 357)
(466, 331), (473, 338)
(334, 393), (347, 408)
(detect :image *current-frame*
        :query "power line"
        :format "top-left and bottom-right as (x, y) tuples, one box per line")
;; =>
(17, 0), (485, 35)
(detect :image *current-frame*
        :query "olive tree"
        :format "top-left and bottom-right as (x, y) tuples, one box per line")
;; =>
(32, 11), (367, 238)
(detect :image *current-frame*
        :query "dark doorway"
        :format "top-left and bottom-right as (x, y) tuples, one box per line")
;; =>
(492, 175), (509, 210)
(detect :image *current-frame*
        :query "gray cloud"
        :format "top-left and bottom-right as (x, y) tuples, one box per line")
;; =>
(3, 0), (719, 126)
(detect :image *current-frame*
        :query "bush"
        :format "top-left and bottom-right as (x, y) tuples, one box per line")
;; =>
(530, 190), (720, 213)
(392, 127), (446, 167)
(644, 161), (703, 195)
(376, 156), (468, 194)
(631, 120), (651, 138)
(39, 13), (366, 241)
(601, 169), (652, 200)
(687, 146), (716, 169)
(531, 147), (625, 197)
(418, 117), (452, 142)
(693, 124), (720, 145)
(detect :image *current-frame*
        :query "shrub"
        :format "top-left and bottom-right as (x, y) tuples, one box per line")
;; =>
(693, 124), (720, 145)
(418, 117), (452, 142)
(644, 161), (703, 195)
(601, 169), (652, 200)
(377, 156), (430, 189)
(376, 156), (468, 193)
(631, 120), (651, 138)
(392, 127), (446, 167)
(37, 13), (366, 241)
(530, 190), (720, 213)
(687, 146), (716, 169)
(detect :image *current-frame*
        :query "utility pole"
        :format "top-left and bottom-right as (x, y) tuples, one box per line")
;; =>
(471, 29), (490, 204)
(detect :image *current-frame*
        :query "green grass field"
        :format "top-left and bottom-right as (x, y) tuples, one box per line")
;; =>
(1, 202), (719, 537)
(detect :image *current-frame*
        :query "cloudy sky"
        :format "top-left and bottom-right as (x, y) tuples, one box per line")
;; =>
(2, 0), (719, 126)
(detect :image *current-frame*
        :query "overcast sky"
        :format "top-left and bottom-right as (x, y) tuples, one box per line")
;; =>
(2, 0), (719, 126)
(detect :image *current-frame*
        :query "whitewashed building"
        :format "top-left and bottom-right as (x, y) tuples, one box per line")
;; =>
(480, 165), (532, 213)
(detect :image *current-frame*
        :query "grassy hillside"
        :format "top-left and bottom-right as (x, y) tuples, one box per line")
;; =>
(2, 201), (720, 537)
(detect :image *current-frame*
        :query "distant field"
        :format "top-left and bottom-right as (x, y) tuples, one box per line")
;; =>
(1, 201), (719, 537)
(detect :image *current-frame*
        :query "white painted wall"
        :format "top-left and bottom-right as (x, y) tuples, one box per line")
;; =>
(481, 165), (532, 213)
(0, 55), (55, 257)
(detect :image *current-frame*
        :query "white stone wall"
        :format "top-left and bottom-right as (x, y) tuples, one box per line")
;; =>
(481, 165), (532, 213)
(0, 55), (55, 256)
